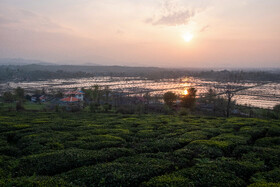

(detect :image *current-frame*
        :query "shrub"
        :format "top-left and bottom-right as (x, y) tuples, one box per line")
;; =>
(254, 137), (280, 147)
(267, 126), (280, 137)
(116, 105), (135, 114)
(65, 140), (123, 150)
(234, 147), (280, 169)
(215, 158), (265, 180)
(136, 130), (158, 139)
(172, 148), (195, 167)
(169, 164), (246, 187)
(238, 126), (267, 142)
(178, 131), (208, 145)
(211, 133), (249, 145)
(178, 108), (191, 116)
(15, 148), (134, 176)
(0, 176), (72, 187)
(89, 103), (99, 113)
(248, 182), (280, 187)
(0, 146), (21, 157)
(61, 156), (174, 186)
(135, 138), (181, 153)
(142, 173), (193, 187)
(187, 140), (230, 158)
(250, 168), (280, 183)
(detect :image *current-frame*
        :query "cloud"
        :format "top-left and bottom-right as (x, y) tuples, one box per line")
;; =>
(153, 10), (194, 26)
(200, 25), (210, 32)
(0, 6), (70, 33)
(0, 16), (19, 25)
(116, 29), (125, 35)
(146, 0), (195, 26)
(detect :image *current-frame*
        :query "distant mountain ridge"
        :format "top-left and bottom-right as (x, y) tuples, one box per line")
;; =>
(0, 58), (163, 73)
(17, 64), (163, 73)
(0, 58), (104, 66)
(0, 58), (56, 66)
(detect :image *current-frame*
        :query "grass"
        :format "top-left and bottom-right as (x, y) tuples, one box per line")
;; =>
(1, 102), (48, 111)
(0, 110), (279, 186)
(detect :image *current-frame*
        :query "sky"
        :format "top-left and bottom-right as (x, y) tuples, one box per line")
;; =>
(0, 0), (279, 68)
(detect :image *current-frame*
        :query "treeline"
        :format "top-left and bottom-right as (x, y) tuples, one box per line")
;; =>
(0, 67), (94, 82)
(0, 65), (187, 81)
(2, 64), (280, 82)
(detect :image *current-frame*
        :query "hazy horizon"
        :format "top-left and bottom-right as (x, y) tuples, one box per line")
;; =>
(0, 0), (279, 68)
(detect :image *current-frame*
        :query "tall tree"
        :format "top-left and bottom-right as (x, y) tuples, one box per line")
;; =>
(163, 91), (177, 108)
(92, 85), (100, 105)
(225, 85), (235, 117)
(181, 87), (197, 110)
(104, 86), (110, 104)
(14, 87), (25, 101)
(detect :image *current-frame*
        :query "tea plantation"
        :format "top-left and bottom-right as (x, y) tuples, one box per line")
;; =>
(0, 111), (279, 186)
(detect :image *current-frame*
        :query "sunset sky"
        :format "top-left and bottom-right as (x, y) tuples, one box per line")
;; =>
(0, 0), (279, 68)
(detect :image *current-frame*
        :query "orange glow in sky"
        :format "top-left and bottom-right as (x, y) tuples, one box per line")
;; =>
(0, 0), (279, 68)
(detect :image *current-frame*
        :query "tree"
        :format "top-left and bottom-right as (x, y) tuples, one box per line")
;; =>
(273, 104), (280, 119)
(16, 100), (24, 111)
(273, 104), (280, 113)
(55, 90), (64, 98)
(3, 91), (14, 103)
(143, 92), (151, 113)
(143, 92), (151, 105)
(41, 88), (46, 95)
(89, 103), (99, 113)
(92, 85), (100, 105)
(225, 85), (235, 117)
(205, 88), (217, 104)
(14, 87), (25, 101)
(214, 96), (228, 116)
(181, 87), (197, 110)
(104, 86), (110, 104)
(163, 91), (177, 108)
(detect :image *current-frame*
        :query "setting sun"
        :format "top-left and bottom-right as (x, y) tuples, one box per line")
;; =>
(183, 33), (194, 42)
(184, 89), (189, 95)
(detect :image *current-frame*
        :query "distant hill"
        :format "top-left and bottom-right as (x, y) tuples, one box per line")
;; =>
(17, 64), (163, 73)
(0, 58), (56, 66)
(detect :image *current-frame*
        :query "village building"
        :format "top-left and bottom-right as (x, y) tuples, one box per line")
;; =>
(60, 96), (79, 103)
(31, 94), (46, 102)
(60, 89), (85, 103)
(63, 90), (85, 101)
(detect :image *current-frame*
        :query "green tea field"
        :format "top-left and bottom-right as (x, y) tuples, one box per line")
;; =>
(0, 111), (280, 186)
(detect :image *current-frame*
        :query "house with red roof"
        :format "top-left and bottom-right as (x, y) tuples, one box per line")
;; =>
(60, 96), (79, 103)
(62, 90), (85, 102)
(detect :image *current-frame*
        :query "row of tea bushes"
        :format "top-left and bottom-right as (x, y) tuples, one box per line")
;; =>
(60, 155), (174, 186)
(0, 111), (279, 186)
(14, 148), (134, 176)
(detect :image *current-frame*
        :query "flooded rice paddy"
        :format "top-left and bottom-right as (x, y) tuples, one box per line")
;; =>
(1, 76), (280, 109)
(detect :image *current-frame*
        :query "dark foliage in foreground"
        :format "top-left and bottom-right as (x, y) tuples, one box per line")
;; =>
(0, 111), (279, 186)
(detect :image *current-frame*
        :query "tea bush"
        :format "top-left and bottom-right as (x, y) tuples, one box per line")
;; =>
(60, 155), (174, 186)
(15, 148), (134, 176)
